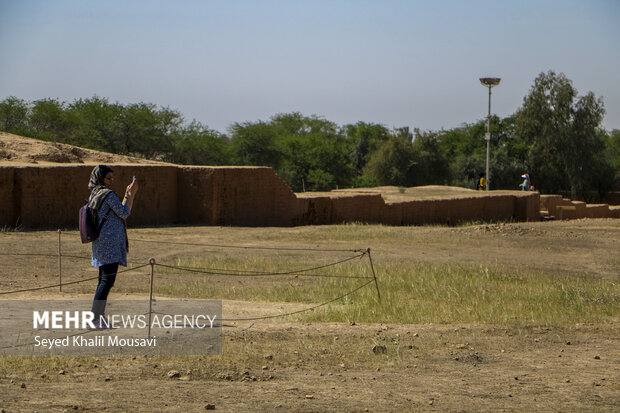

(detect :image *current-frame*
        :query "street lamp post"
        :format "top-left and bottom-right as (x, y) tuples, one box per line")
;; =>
(479, 77), (501, 191)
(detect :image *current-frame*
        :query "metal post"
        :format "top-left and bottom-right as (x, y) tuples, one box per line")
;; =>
(366, 248), (381, 302)
(486, 85), (491, 191)
(147, 258), (156, 339)
(479, 77), (500, 192)
(58, 229), (62, 292)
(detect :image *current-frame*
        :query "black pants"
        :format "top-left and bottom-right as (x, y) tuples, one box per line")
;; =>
(91, 263), (118, 321)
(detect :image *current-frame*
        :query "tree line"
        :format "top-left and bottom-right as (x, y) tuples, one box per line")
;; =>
(1, 71), (618, 201)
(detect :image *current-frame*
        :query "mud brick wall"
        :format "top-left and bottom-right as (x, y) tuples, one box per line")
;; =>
(585, 204), (610, 218)
(481, 195), (515, 221)
(2, 165), (178, 228)
(572, 201), (587, 218)
(14, 166), (92, 228)
(296, 195), (332, 225)
(213, 167), (306, 226)
(513, 192), (540, 221)
(329, 193), (386, 224)
(178, 166), (306, 226)
(0, 168), (16, 226)
(4, 164), (609, 228)
(398, 195), (520, 226)
(110, 165), (178, 226)
(400, 199), (437, 225)
(540, 195), (563, 216)
(176, 167), (218, 224)
(383, 203), (403, 226)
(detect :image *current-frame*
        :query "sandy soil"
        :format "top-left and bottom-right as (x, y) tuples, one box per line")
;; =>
(1, 222), (619, 412)
(0, 132), (167, 166)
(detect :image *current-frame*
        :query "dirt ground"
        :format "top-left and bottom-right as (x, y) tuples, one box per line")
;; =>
(0, 220), (619, 412)
(0, 132), (166, 165)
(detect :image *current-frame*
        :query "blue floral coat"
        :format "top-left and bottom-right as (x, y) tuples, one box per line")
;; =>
(91, 192), (130, 267)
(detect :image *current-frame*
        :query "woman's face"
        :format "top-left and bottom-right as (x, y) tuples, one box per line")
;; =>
(103, 172), (114, 188)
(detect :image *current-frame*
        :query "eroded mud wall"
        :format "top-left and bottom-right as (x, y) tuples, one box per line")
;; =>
(178, 167), (306, 226)
(2, 165), (177, 228)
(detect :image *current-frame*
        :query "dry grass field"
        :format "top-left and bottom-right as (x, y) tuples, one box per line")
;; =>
(1, 219), (619, 412)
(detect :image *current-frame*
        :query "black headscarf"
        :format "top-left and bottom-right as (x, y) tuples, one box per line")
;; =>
(88, 165), (114, 212)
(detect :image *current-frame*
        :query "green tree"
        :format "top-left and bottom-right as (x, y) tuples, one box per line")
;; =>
(168, 121), (230, 165)
(229, 121), (283, 167)
(345, 122), (391, 172)
(408, 129), (450, 186)
(29, 98), (69, 141)
(516, 71), (608, 199)
(363, 134), (417, 186)
(66, 96), (124, 152)
(120, 103), (180, 158)
(0, 96), (31, 135)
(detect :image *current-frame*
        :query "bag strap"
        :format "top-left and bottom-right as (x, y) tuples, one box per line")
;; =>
(94, 192), (114, 232)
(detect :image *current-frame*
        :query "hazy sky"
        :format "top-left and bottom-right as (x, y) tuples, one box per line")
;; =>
(1, 0), (618, 133)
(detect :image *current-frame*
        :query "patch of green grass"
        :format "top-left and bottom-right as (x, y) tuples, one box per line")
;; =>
(305, 263), (619, 325)
(146, 255), (619, 325)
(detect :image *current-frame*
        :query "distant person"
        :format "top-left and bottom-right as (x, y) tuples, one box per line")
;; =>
(88, 165), (139, 328)
(520, 173), (530, 191)
(477, 173), (486, 191)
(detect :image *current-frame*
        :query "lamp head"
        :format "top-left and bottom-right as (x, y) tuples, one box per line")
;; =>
(480, 77), (501, 87)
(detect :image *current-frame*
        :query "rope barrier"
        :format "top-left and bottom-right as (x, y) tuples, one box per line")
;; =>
(220, 279), (376, 322)
(154, 252), (368, 277)
(0, 252), (89, 259)
(0, 229), (380, 336)
(129, 237), (365, 253)
(0, 263), (150, 295)
(155, 262), (372, 279)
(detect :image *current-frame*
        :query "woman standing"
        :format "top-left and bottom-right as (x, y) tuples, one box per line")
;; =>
(88, 165), (139, 327)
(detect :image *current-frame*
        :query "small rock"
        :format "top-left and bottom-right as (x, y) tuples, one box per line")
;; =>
(40, 373), (47, 378)
(428, 399), (434, 405)
(594, 355), (601, 360)
(413, 333), (419, 337)
(104, 377), (111, 382)
(372, 345), (387, 355)
(59, 369), (66, 375)
(205, 404), (215, 410)
(566, 341), (571, 345)
(20, 383), (26, 389)
(350, 321), (356, 326)
(167, 370), (180, 378)
(262, 366), (268, 370)
(265, 354), (273, 360)
(305, 394), (314, 399)
(276, 404), (283, 408)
